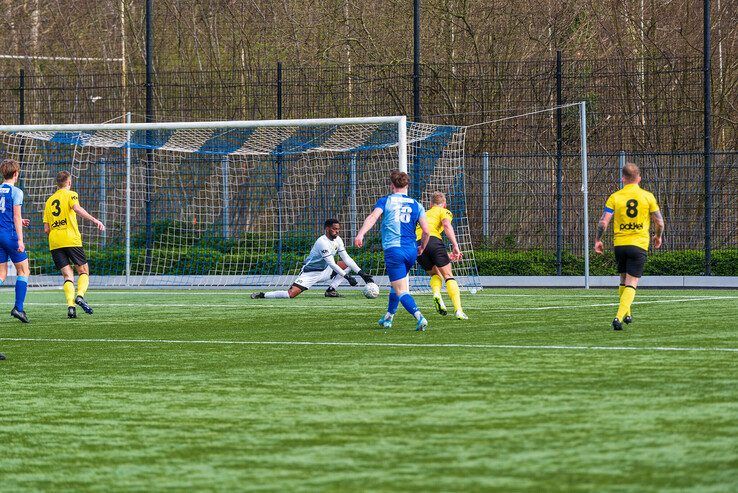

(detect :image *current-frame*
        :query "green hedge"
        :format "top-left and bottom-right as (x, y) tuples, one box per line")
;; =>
(26, 247), (738, 277)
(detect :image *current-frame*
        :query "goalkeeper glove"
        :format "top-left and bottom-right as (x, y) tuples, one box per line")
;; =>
(357, 270), (374, 284)
(344, 273), (358, 286)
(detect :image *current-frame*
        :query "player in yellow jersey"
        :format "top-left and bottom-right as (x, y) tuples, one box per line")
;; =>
(595, 163), (664, 330)
(415, 191), (467, 320)
(43, 171), (106, 319)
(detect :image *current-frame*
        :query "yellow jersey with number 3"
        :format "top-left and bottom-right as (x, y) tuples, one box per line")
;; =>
(416, 205), (453, 241)
(604, 183), (660, 251)
(43, 189), (82, 250)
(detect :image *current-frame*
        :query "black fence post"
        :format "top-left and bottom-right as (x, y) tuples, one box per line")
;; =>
(412, 0), (421, 123)
(703, 0), (712, 275)
(276, 62), (284, 275)
(18, 69), (25, 125)
(556, 51), (563, 276)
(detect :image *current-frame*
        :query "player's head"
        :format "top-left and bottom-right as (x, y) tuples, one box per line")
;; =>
(324, 218), (340, 239)
(431, 191), (446, 208)
(390, 170), (410, 193)
(56, 171), (72, 189)
(622, 163), (641, 185)
(0, 158), (20, 182)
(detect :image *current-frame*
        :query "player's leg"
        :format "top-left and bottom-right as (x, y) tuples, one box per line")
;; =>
(8, 235), (31, 322)
(613, 247), (645, 330)
(60, 264), (78, 318)
(437, 263), (466, 320)
(10, 258), (30, 323)
(618, 273), (633, 324)
(73, 261), (94, 315)
(326, 262), (345, 296)
(419, 247), (447, 315)
(391, 249), (427, 331)
(251, 269), (314, 299)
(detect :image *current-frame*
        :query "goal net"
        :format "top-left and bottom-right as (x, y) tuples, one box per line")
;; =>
(0, 117), (482, 291)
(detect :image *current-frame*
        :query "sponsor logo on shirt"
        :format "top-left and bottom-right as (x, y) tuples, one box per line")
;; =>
(619, 222), (644, 231)
(52, 218), (68, 228)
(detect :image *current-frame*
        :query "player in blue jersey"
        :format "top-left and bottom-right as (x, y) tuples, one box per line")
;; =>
(355, 170), (431, 331)
(0, 159), (31, 323)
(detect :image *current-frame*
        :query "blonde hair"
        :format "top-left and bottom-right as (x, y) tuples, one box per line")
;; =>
(0, 159), (19, 180)
(431, 191), (446, 205)
(56, 170), (71, 188)
(622, 162), (641, 181)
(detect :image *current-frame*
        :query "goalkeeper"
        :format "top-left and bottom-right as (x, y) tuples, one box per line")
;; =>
(251, 219), (373, 299)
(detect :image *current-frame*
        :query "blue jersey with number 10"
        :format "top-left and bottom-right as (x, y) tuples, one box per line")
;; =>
(0, 183), (23, 236)
(374, 193), (426, 250)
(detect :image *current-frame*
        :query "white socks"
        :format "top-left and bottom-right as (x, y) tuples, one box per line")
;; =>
(265, 290), (290, 299)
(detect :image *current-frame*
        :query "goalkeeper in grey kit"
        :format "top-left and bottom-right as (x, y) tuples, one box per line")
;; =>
(251, 218), (374, 299)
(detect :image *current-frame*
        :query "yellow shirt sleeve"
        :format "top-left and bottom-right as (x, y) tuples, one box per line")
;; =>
(605, 194), (615, 212)
(443, 209), (453, 223)
(69, 191), (79, 210)
(43, 201), (49, 225)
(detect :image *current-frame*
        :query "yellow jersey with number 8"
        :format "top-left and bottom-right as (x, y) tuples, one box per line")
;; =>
(604, 183), (660, 251)
(43, 189), (82, 250)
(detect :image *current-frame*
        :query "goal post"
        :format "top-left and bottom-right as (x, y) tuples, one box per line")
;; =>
(0, 116), (481, 291)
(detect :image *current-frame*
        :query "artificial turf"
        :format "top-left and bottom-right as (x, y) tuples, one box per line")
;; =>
(1, 288), (737, 491)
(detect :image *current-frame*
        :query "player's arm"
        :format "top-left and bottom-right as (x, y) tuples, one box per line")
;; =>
(72, 203), (106, 231)
(417, 215), (430, 255)
(354, 208), (383, 248)
(594, 209), (613, 255)
(337, 249), (373, 283)
(13, 205), (24, 252)
(651, 210), (664, 249)
(441, 218), (462, 261)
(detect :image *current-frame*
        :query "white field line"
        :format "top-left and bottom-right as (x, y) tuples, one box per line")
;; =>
(21, 290), (738, 299)
(19, 296), (738, 311)
(1, 337), (737, 353)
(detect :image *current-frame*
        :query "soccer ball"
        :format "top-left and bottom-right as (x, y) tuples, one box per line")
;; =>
(363, 282), (380, 299)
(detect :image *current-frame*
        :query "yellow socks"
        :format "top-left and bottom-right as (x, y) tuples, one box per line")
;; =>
(446, 278), (462, 313)
(618, 284), (631, 316)
(77, 273), (89, 298)
(616, 285), (636, 321)
(430, 275), (443, 297)
(63, 280), (76, 307)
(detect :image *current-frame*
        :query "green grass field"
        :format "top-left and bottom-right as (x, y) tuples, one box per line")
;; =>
(2, 288), (737, 492)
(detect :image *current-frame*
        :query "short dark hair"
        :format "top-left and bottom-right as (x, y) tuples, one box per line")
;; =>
(0, 159), (20, 180)
(622, 162), (641, 181)
(390, 170), (410, 189)
(324, 218), (340, 228)
(56, 170), (71, 188)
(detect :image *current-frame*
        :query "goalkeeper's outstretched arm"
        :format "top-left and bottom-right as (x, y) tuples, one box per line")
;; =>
(337, 249), (374, 283)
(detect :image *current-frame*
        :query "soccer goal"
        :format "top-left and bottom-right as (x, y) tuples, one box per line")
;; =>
(0, 116), (482, 291)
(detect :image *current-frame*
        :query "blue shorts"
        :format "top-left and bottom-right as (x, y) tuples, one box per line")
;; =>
(0, 233), (28, 264)
(384, 247), (418, 282)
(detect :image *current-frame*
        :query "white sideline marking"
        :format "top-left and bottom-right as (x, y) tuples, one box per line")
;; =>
(19, 295), (738, 311)
(1, 337), (737, 353)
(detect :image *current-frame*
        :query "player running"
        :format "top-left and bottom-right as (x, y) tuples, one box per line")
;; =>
(355, 170), (431, 331)
(416, 191), (467, 320)
(43, 171), (106, 319)
(0, 159), (31, 323)
(594, 162), (664, 330)
(251, 219), (374, 299)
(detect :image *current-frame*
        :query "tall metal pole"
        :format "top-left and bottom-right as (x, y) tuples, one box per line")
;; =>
(482, 152), (490, 239)
(555, 50), (563, 276)
(18, 69), (25, 125)
(412, 0), (421, 123)
(144, 0), (154, 270)
(619, 150), (626, 189)
(579, 102), (590, 289)
(704, 0), (713, 275)
(276, 62), (284, 275)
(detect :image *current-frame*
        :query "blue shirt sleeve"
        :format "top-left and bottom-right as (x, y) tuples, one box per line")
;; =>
(11, 187), (23, 206)
(373, 196), (387, 211)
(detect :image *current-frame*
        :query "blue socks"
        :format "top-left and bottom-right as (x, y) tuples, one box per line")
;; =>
(15, 275), (28, 311)
(399, 292), (423, 321)
(387, 288), (400, 315)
